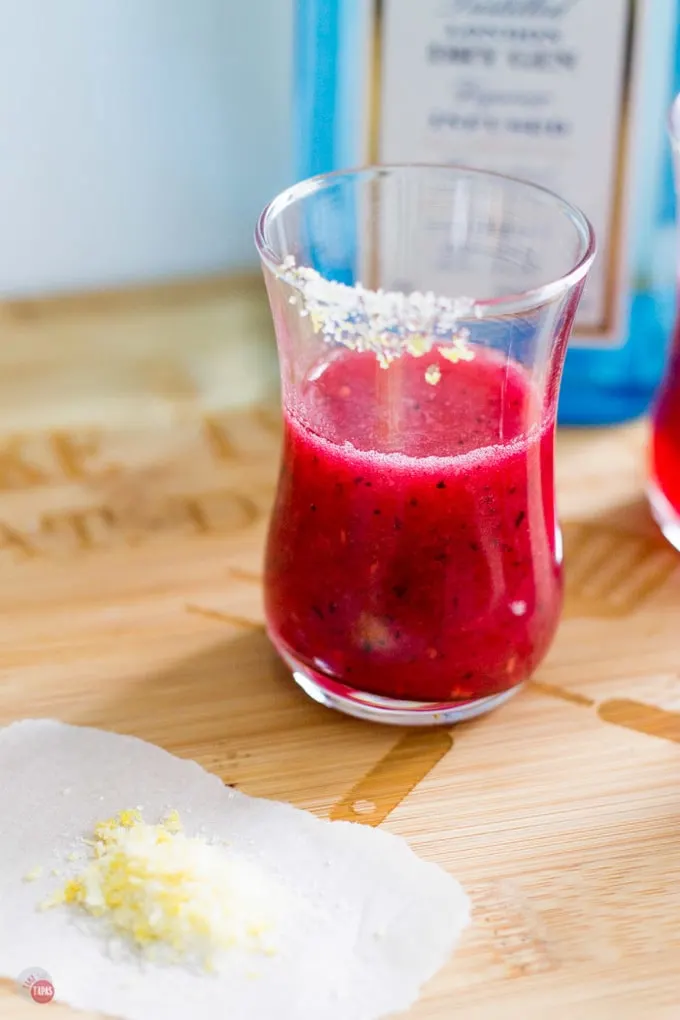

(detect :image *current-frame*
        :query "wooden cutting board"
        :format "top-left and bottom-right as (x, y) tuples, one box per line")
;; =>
(0, 278), (678, 1019)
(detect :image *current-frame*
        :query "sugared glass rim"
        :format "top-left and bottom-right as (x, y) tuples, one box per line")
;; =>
(255, 163), (596, 319)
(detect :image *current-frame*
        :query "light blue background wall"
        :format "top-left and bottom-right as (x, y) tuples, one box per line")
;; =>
(0, 0), (293, 296)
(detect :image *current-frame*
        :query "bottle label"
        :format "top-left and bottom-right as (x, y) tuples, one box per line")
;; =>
(371, 0), (641, 346)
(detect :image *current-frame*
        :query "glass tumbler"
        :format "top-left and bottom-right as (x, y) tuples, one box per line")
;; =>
(255, 165), (595, 726)
(650, 95), (680, 552)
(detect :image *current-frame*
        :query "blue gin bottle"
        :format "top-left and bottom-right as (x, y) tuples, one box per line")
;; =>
(295, 0), (679, 424)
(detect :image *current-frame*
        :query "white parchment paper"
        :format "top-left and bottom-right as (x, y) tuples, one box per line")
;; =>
(0, 719), (470, 1019)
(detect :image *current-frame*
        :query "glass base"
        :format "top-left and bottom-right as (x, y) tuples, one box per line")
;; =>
(648, 481), (680, 554)
(275, 644), (522, 726)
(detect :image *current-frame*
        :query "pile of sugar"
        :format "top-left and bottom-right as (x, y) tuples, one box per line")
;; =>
(42, 809), (281, 971)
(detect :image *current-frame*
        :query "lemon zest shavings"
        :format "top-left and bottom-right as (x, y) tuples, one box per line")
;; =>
(42, 809), (281, 970)
(424, 364), (442, 386)
(405, 333), (432, 358)
(438, 344), (474, 364)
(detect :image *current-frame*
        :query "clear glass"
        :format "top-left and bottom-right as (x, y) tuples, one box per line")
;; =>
(256, 165), (595, 726)
(650, 96), (680, 552)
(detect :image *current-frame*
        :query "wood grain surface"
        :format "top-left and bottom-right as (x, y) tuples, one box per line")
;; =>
(0, 279), (679, 1019)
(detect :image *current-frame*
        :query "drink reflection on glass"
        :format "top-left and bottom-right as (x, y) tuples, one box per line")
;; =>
(255, 166), (595, 726)
(650, 95), (680, 553)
